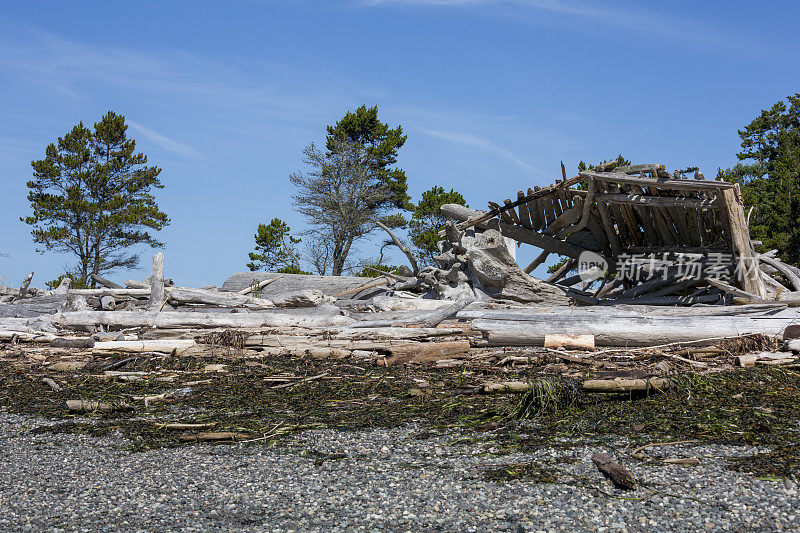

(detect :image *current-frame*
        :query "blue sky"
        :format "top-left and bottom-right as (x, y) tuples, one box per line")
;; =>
(1, 0), (798, 287)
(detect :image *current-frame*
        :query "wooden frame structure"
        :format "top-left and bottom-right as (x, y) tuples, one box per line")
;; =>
(450, 163), (767, 301)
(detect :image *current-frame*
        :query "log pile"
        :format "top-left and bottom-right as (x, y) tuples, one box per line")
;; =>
(3, 162), (800, 375)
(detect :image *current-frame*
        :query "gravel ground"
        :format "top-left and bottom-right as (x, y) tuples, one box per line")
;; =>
(0, 413), (797, 532)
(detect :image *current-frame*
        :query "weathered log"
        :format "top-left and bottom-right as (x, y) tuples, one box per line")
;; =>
(221, 272), (369, 296)
(53, 310), (354, 330)
(90, 274), (122, 289)
(582, 377), (672, 393)
(377, 340), (471, 366)
(148, 252), (165, 310)
(759, 255), (800, 292)
(580, 170), (733, 191)
(51, 337), (95, 349)
(18, 272), (34, 299)
(271, 289), (330, 308)
(472, 315), (795, 347)
(0, 294), (70, 318)
(544, 334), (595, 351)
(66, 399), (131, 413)
(168, 287), (274, 308)
(591, 452), (636, 490)
(178, 432), (248, 442)
(0, 330), (57, 343)
(92, 339), (197, 354)
(238, 275), (284, 295)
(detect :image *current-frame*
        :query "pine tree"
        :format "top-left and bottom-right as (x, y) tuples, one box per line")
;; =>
(326, 105), (411, 212)
(246, 218), (302, 272)
(23, 111), (169, 285)
(408, 186), (467, 266)
(719, 94), (800, 265)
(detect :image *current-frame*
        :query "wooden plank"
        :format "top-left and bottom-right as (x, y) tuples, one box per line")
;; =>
(592, 193), (716, 208)
(717, 187), (765, 298)
(581, 170), (735, 191)
(504, 199), (521, 225)
(489, 201), (514, 224)
(596, 199), (622, 256)
(543, 194), (557, 227)
(529, 191), (545, 230)
(545, 206), (581, 235)
(516, 191), (534, 229)
(450, 175), (583, 233)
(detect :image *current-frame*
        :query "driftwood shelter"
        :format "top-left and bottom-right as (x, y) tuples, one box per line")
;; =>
(441, 162), (799, 306)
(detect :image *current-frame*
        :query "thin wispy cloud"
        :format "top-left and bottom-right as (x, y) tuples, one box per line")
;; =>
(360, 0), (768, 56)
(127, 121), (202, 160)
(414, 125), (540, 175)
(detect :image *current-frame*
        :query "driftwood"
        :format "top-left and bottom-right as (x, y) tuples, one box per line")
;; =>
(91, 339), (197, 354)
(148, 252), (165, 310)
(18, 272), (34, 299)
(471, 315), (795, 347)
(168, 287), (274, 308)
(544, 334), (595, 351)
(90, 274), (122, 289)
(52, 309), (355, 330)
(582, 377), (672, 393)
(377, 340), (471, 366)
(65, 399), (132, 413)
(221, 272), (368, 297)
(591, 452), (636, 490)
(238, 275), (284, 295)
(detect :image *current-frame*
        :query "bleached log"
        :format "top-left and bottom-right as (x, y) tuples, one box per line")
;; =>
(472, 315), (795, 347)
(92, 339), (196, 354)
(167, 287), (274, 308)
(65, 400), (131, 413)
(759, 255), (800, 292)
(90, 274), (122, 289)
(238, 275), (284, 295)
(0, 294), (70, 318)
(18, 272), (34, 299)
(582, 377), (672, 393)
(544, 334), (595, 350)
(221, 272), (369, 296)
(0, 330), (57, 343)
(68, 288), (153, 297)
(148, 252), (164, 310)
(271, 289), (330, 308)
(377, 340), (471, 366)
(53, 310), (354, 330)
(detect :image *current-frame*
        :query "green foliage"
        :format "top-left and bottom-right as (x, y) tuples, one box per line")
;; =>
(246, 218), (302, 272)
(719, 94), (800, 266)
(577, 154), (630, 173)
(45, 274), (89, 291)
(277, 265), (311, 275)
(326, 105), (411, 213)
(23, 111), (169, 286)
(356, 264), (399, 277)
(408, 186), (467, 266)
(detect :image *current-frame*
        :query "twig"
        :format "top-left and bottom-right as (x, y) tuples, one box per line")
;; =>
(271, 372), (329, 389)
(631, 440), (699, 458)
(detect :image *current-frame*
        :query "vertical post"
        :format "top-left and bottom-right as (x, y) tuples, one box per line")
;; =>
(18, 272), (34, 299)
(717, 186), (765, 298)
(148, 252), (164, 310)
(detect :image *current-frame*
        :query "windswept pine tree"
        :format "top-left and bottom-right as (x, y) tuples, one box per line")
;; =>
(23, 111), (169, 286)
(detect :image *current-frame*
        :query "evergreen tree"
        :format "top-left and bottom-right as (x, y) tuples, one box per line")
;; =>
(246, 218), (302, 272)
(326, 105), (411, 213)
(23, 111), (169, 286)
(408, 186), (467, 266)
(719, 94), (800, 265)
